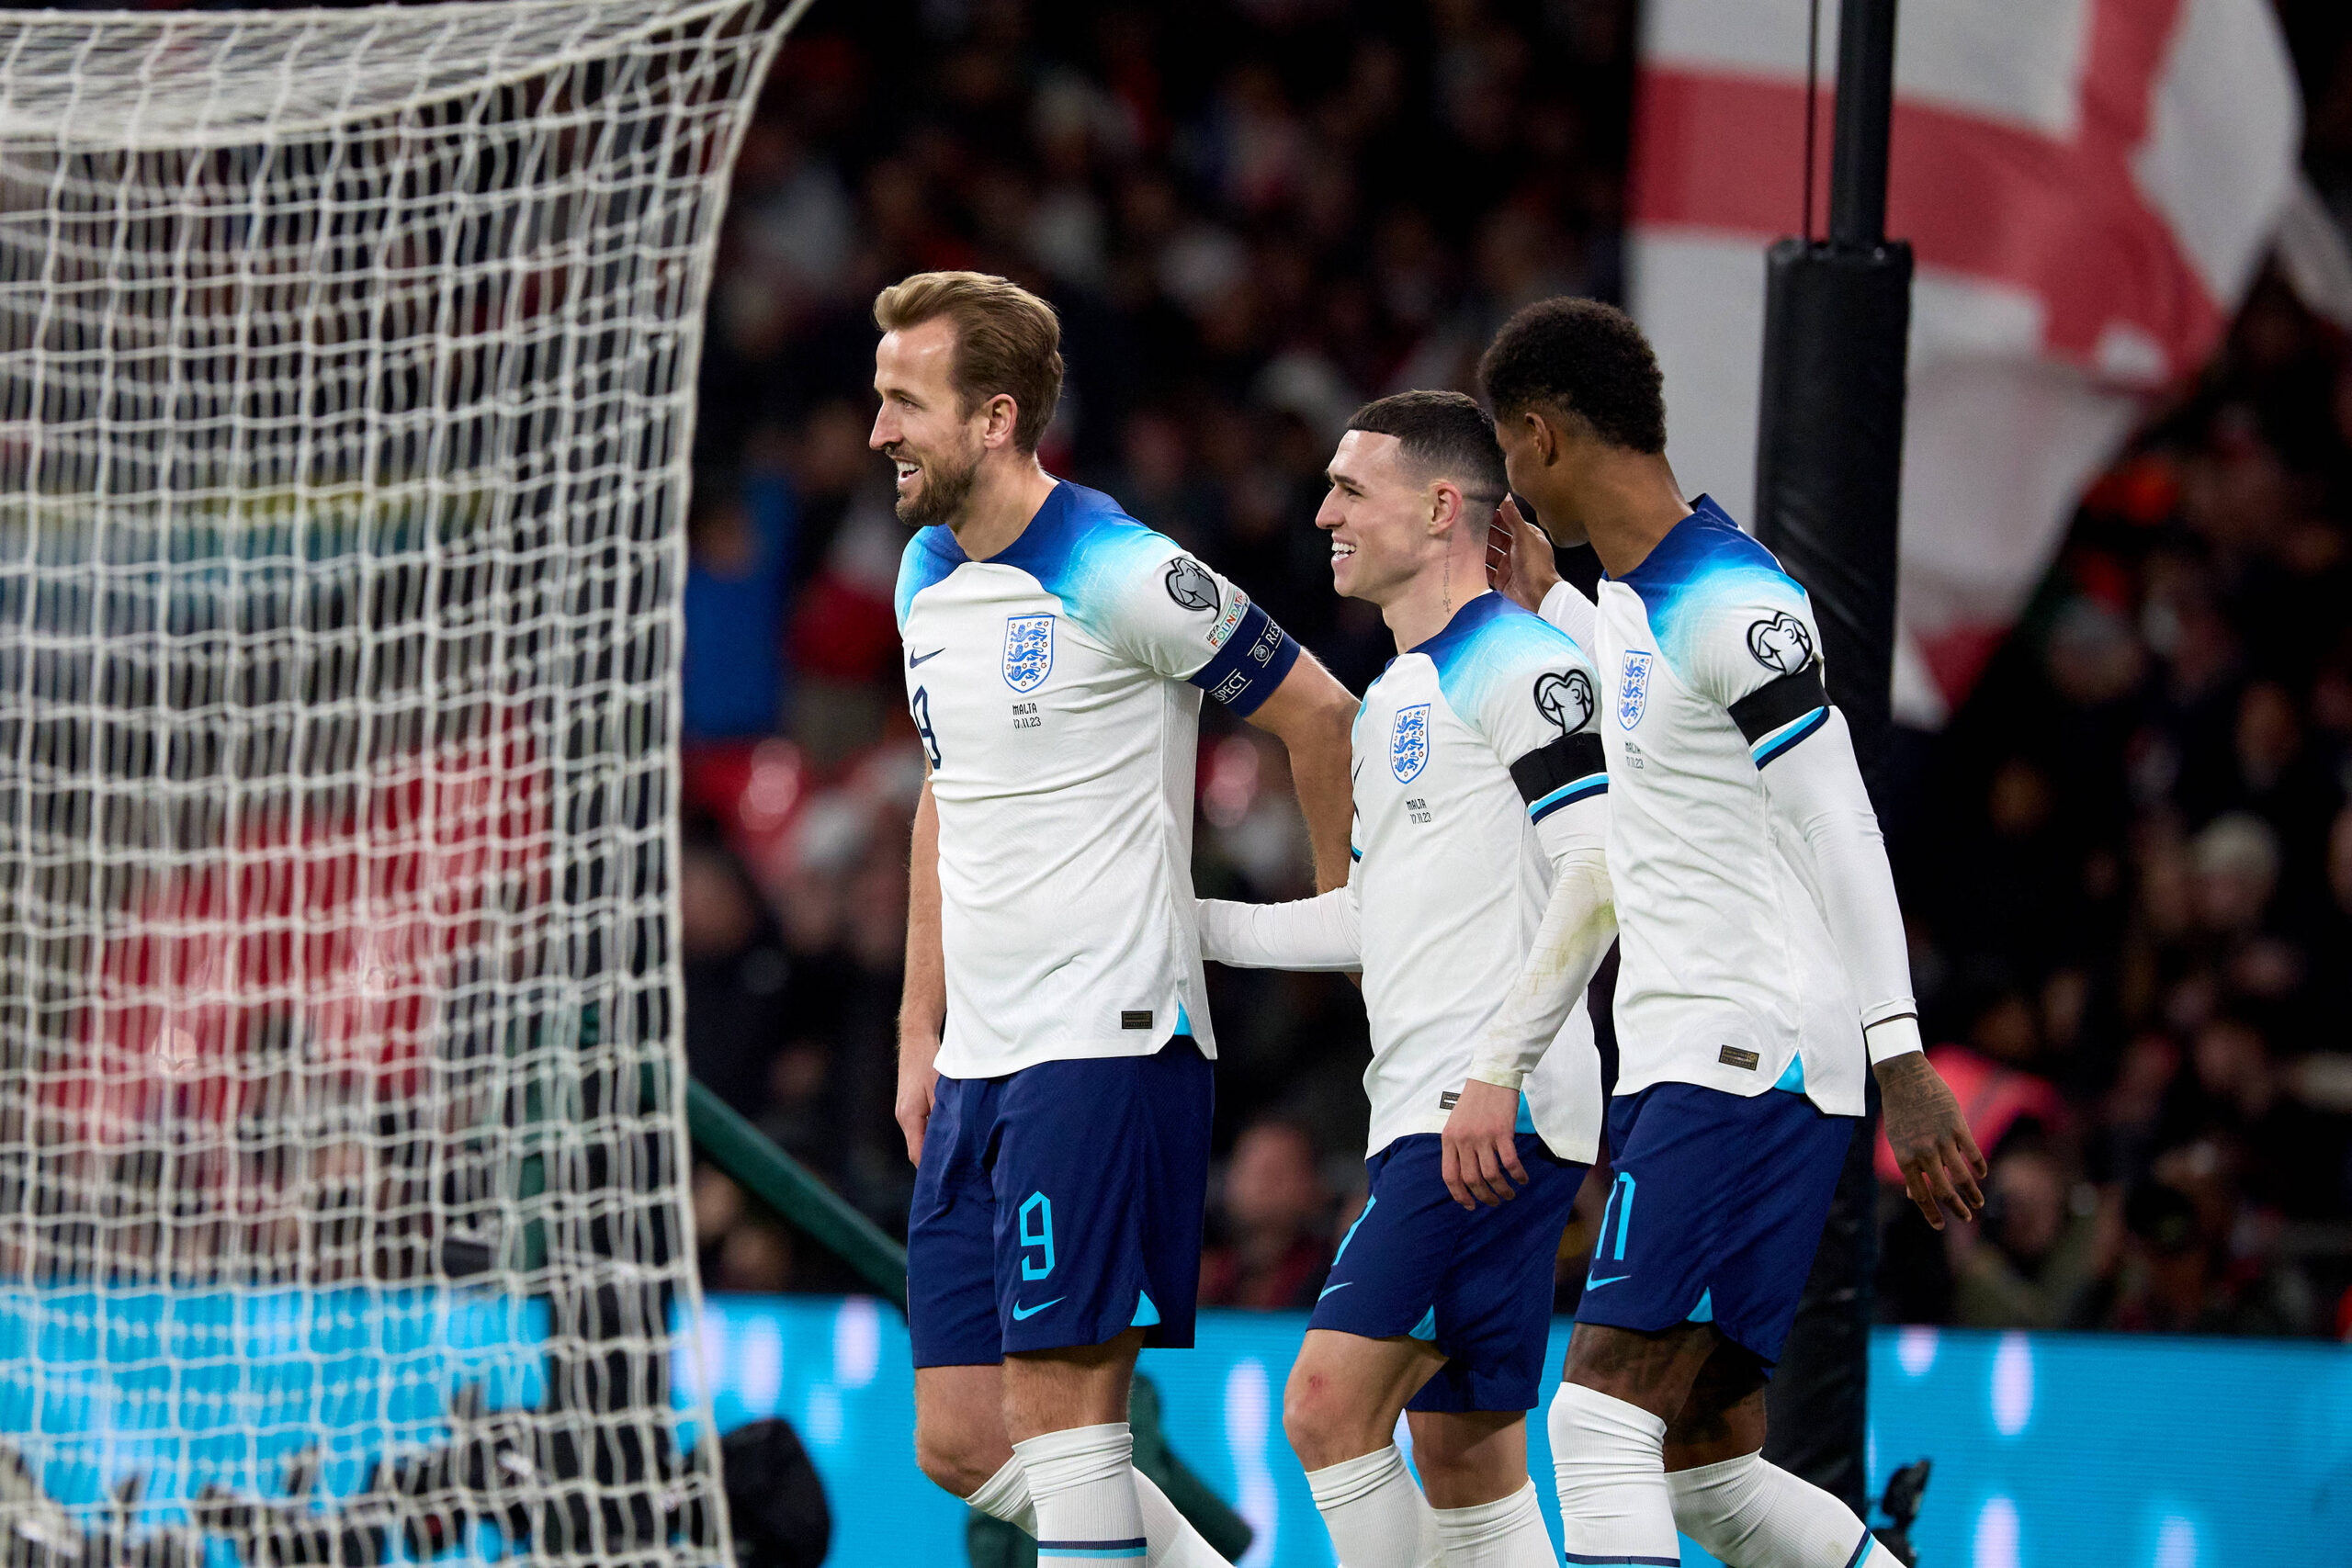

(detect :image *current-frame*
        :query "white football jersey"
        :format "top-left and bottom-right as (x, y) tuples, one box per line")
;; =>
(1350, 592), (1610, 1161)
(1575, 496), (1866, 1114)
(896, 481), (1298, 1079)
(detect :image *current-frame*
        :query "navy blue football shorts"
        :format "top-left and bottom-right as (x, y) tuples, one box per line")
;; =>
(1573, 1081), (1857, 1369)
(908, 1036), (1213, 1367)
(1310, 1130), (1586, 1413)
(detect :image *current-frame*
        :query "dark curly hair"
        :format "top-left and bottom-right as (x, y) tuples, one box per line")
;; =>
(1477, 297), (1668, 455)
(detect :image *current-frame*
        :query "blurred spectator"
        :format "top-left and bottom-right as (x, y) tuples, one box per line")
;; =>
(695, 1166), (797, 1295)
(682, 468), (799, 742)
(1199, 1119), (1334, 1310)
(785, 491), (905, 764)
(2092, 1175), (2317, 1337)
(2313, 805), (2352, 1034)
(679, 820), (796, 1121)
(1947, 1139), (2100, 1330)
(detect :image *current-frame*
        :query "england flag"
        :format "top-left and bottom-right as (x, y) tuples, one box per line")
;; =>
(1628, 0), (2303, 725)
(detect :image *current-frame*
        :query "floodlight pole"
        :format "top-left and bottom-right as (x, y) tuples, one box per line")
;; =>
(1752, 0), (1909, 1521)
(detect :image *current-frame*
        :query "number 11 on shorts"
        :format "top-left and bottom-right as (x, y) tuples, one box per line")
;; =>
(1587, 1172), (1634, 1290)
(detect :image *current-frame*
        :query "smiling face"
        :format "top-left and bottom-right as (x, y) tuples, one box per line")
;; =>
(1316, 429), (1454, 607)
(870, 316), (987, 528)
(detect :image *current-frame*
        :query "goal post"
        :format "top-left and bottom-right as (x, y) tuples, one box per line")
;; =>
(0, 4), (800, 1562)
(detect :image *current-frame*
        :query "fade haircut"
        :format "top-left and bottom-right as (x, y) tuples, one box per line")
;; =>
(873, 270), (1065, 452)
(1477, 297), (1668, 455)
(1345, 390), (1509, 503)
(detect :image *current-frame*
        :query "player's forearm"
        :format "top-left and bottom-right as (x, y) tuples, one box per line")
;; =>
(1290, 727), (1355, 893)
(1468, 847), (1614, 1089)
(899, 780), (946, 1048)
(1757, 706), (1918, 1062)
(1195, 886), (1361, 971)
(1245, 656), (1358, 893)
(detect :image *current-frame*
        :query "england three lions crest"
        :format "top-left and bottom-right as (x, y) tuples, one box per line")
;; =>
(1618, 651), (1653, 728)
(1389, 704), (1430, 783)
(1002, 614), (1055, 693)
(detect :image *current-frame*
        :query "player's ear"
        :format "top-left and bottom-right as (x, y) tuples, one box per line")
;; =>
(978, 391), (1019, 449)
(1523, 408), (1560, 468)
(1428, 479), (1460, 537)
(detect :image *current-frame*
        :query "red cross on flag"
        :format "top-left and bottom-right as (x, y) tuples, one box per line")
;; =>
(1628, 0), (2302, 725)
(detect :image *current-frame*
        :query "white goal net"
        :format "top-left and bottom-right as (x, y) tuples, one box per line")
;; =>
(0, 4), (796, 1562)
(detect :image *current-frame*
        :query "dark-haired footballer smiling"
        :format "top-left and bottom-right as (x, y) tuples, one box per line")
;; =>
(1483, 296), (1983, 1568)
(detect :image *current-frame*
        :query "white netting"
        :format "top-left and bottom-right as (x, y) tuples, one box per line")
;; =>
(0, 4), (794, 1562)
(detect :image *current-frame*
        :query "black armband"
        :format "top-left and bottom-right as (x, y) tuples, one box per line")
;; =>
(1510, 731), (1608, 821)
(1730, 663), (1830, 767)
(1189, 600), (1300, 716)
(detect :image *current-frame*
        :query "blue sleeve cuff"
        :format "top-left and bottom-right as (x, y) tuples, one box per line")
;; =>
(1189, 601), (1300, 716)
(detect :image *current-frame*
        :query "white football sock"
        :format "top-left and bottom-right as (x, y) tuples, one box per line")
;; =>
(1305, 1444), (1442, 1568)
(969, 1454), (1038, 1531)
(1432, 1479), (1556, 1567)
(1667, 1451), (1901, 1568)
(1130, 1469), (1238, 1568)
(1548, 1382), (1681, 1567)
(967, 1452), (1233, 1568)
(1015, 1423), (1148, 1567)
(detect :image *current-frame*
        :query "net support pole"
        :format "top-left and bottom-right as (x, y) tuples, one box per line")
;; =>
(1751, 0), (1909, 1517)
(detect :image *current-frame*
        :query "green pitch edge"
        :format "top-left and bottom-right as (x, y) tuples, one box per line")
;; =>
(685, 1077), (910, 1312)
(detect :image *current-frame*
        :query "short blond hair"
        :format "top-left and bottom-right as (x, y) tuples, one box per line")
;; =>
(873, 271), (1064, 452)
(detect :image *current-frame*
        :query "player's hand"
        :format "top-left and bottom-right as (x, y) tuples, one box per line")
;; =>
(1441, 1078), (1529, 1209)
(895, 1032), (942, 1165)
(1876, 1050), (1986, 1230)
(1489, 497), (1560, 613)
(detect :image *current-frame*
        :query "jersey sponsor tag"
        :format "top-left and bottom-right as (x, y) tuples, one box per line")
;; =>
(1002, 613), (1055, 692)
(1389, 704), (1430, 782)
(1534, 668), (1594, 733)
(1438, 1089), (1459, 1111)
(1618, 651), (1653, 728)
(1718, 1044), (1760, 1071)
(1164, 558), (1217, 612)
(1746, 611), (1815, 673)
(1121, 1010), (1154, 1030)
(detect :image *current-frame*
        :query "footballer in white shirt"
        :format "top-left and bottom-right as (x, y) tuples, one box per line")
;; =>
(1196, 392), (1620, 1568)
(876, 273), (1358, 1568)
(1479, 298), (1984, 1568)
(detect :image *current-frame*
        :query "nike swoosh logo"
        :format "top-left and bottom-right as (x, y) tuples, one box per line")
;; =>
(1584, 1274), (1632, 1291)
(1317, 1281), (1352, 1300)
(908, 647), (944, 667)
(1010, 1297), (1064, 1321)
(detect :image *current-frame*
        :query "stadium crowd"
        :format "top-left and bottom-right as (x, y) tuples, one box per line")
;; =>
(673, 0), (2352, 1338)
